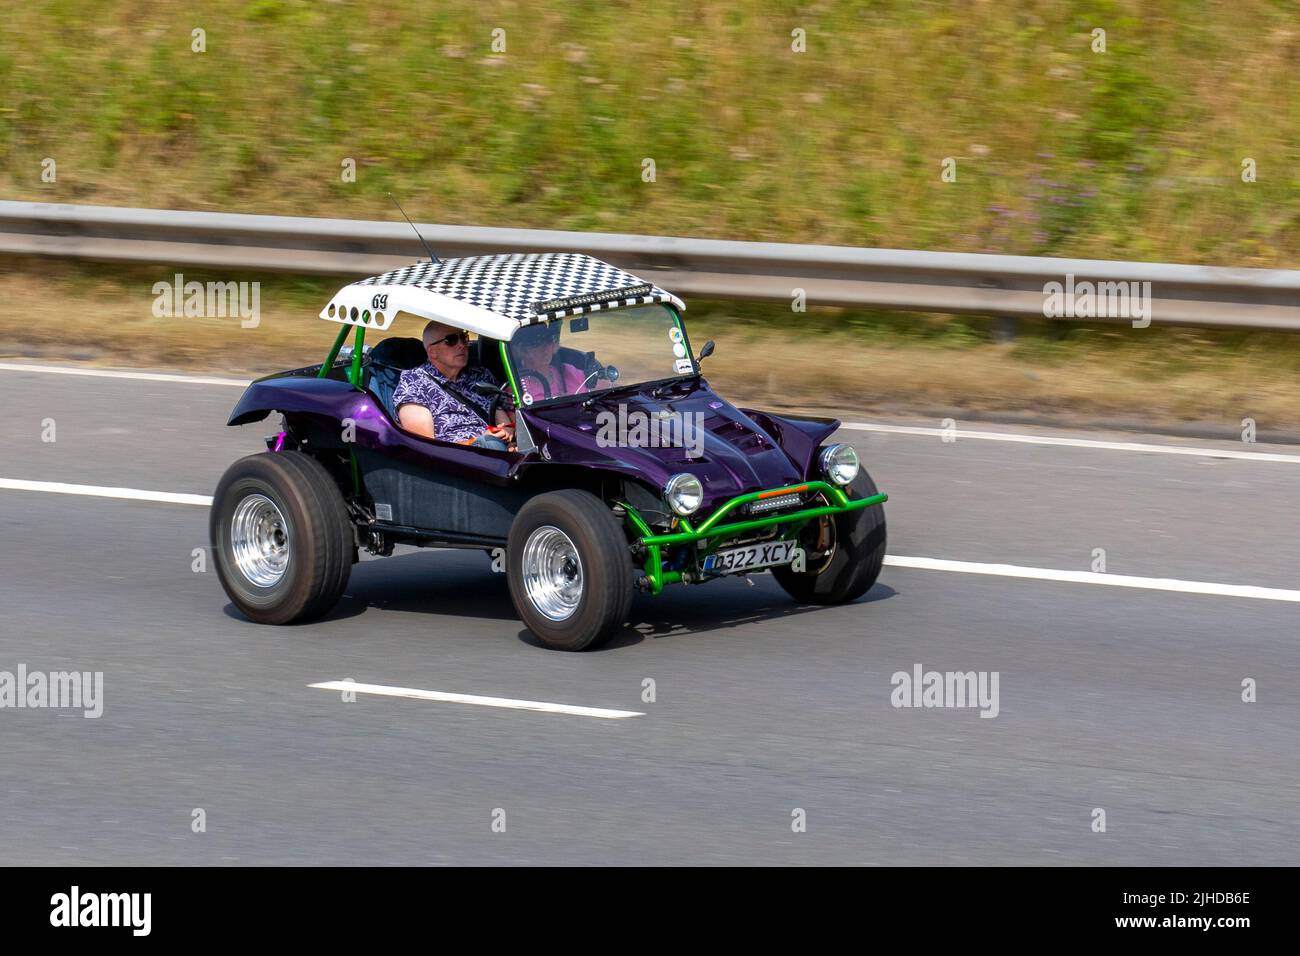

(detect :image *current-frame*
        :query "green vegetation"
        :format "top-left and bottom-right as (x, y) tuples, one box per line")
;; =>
(2, 0), (1297, 265)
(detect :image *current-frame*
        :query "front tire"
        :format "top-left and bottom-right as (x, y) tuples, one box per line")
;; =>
(772, 470), (886, 605)
(211, 451), (353, 624)
(507, 490), (634, 650)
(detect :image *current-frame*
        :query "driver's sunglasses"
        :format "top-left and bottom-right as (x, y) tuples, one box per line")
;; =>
(433, 331), (470, 347)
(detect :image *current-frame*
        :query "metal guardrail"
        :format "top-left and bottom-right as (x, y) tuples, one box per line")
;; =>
(2, 200), (1298, 330)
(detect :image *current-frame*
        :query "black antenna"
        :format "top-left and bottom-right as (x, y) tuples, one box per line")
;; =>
(388, 193), (440, 263)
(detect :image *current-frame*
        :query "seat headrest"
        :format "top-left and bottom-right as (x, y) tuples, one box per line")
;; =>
(369, 336), (426, 370)
(555, 346), (591, 368)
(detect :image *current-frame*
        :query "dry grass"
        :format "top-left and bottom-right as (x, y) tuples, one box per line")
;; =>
(706, 328), (1295, 428)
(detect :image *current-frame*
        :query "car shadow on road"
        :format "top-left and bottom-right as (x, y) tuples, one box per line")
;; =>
(620, 578), (896, 645)
(338, 548), (518, 622)
(220, 547), (518, 628)
(519, 576), (898, 651)
(222, 546), (898, 649)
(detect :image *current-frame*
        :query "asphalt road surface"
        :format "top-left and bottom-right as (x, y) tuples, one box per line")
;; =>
(1, 362), (1297, 865)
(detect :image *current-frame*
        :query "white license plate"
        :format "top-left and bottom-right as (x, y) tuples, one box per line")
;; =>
(702, 540), (796, 574)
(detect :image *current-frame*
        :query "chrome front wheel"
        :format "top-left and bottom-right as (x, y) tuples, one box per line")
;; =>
(507, 490), (634, 651)
(520, 525), (584, 621)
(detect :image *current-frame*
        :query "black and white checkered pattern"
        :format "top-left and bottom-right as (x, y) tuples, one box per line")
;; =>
(354, 253), (679, 325)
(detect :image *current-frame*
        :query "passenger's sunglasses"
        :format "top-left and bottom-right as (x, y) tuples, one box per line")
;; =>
(431, 331), (470, 347)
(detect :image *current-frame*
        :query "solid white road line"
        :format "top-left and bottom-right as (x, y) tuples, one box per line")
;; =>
(884, 555), (1300, 603)
(840, 421), (1300, 464)
(308, 681), (645, 719)
(0, 361), (249, 387)
(1, 477), (1297, 601)
(4, 359), (1300, 463)
(0, 478), (212, 506)
(0, 478), (210, 509)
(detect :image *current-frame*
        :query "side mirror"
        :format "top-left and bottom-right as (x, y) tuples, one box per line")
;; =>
(698, 340), (715, 361)
(605, 365), (620, 383)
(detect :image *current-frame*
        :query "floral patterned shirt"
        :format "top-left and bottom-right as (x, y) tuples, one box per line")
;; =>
(392, 362), (499, 444)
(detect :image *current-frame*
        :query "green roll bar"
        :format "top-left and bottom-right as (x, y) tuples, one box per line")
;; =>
(319, 323), (350, 378)
(317, 323), (367, 386)
(348, 325), (366, 386)
(316, 323), (367, 495)
(499, 339), (522, 406)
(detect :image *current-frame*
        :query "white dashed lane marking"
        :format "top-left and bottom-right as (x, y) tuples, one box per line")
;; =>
(308, 681), (645, 719)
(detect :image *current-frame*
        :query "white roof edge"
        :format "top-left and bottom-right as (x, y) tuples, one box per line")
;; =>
(320, 284), (521, 339)
(321, 281), (685, 340)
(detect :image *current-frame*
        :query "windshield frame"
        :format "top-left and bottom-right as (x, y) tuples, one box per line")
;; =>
(500, 303), (696, 410)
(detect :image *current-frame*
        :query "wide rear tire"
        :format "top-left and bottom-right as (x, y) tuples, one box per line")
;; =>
(507, 490), (634, 651)
(772, 470), (886, 605)
(211, 451), (353, 624)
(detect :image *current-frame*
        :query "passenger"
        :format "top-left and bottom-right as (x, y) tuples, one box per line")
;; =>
(513, 322), (588, 401)
(394, 321), (514, 450)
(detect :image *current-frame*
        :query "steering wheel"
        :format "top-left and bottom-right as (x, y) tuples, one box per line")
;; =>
(487, 380), (513, 421)
(517, 368), (552, 402)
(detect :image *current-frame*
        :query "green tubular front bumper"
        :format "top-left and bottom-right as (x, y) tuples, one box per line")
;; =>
(621, 481), (888, 594)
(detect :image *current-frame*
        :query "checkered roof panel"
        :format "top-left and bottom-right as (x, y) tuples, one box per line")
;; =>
(354, 253), (677, 324)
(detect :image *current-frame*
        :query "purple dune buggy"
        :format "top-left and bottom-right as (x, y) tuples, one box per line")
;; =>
(211, 253), (887, 650)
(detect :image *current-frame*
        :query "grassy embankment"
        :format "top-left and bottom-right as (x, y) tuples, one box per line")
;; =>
(1, 0), (1297, 428)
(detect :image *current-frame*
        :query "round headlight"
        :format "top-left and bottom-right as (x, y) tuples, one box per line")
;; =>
(664, 473), (704, 516)
(820, 443), (860, 486)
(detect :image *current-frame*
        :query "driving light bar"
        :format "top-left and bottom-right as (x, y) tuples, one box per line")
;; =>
(747, 492), (803, 514)
(530, 283), (653, 316)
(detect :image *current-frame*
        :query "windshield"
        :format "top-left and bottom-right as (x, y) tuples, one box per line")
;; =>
(504, 304), (694, 406)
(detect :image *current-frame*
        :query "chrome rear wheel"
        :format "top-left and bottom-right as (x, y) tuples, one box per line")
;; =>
(211, 452), (352, 625)
(230, 493), (290, 587)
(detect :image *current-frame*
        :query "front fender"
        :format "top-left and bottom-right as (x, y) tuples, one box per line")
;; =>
(227, 375), (365, 426)
(739, 408), (841, 479)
